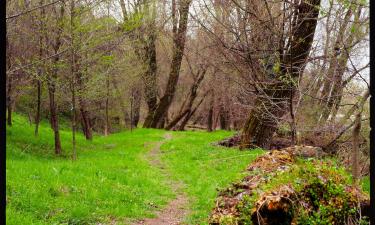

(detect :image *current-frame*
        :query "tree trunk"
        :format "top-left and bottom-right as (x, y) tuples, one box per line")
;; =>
(131, 85), (141, 127)
(352, 111), (361, 183)
(165, 67), (206, 130)
(178, 94), (207, 130)
(318, 5), (353, 108)
(240, 0), (321, 149)
(104, 74), (110, 136)
(319, 5), (361, 123)
(48, 88), (62, 154)
(70, 0), (77, 160)
(143, 0), (192, 128)
(79, 100), (92, 140)
(219, 103), (230, 130)
(141, 27), (158, 127)
(165, 109), (190, 130)
(207, 91), (214, 132)
(34, 80), (41, 135)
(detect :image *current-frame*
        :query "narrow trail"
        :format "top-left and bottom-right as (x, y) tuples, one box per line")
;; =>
(133, 133), (189, 225)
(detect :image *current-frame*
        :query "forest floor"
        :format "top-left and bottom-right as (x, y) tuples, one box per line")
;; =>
(6, 114), (264, 225)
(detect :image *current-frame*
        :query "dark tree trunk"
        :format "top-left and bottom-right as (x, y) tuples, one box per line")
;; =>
(48, 88), (62, 154)
(165, 67), (206, 130)
(47, 2), (64, 155)
(142, 29), (158, 127)
(77, 49), (92, 140)
(104, 74), (110, 136)
(79, 100), (92, 140)
(207, 91), (214, 132)
(143, 0), (192, 128)
(241, 0), (321, 149)
(178, 94), (207, 130)
(165, 109), (190, 130)
(352, 111), (361, 183)
(131, 85), (141, 127)
(77, 72), (92, 140)
(219, 103), (230, 130)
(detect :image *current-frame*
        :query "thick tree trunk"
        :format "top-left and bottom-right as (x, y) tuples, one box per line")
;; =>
(141, 27), (158, 127)
(240, 0), (321, 149)
(241, 88), (289, 149)
(143, 0), (192, 128)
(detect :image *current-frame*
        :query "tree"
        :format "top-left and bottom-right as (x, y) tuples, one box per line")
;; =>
(143, 0), (192, 128)
(240, 0), (322, 148)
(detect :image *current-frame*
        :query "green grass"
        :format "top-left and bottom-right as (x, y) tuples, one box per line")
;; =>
(160, 132), (263, 224)
(362, 176), (370, 193)
(6, 114), (263, 224)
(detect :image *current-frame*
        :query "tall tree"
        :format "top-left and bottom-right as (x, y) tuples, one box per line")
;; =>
(143, 0), (192, 128)
(240, 0), (321, 149)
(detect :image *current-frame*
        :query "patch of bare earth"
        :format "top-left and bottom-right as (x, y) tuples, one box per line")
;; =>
(133, 133), (189, 225)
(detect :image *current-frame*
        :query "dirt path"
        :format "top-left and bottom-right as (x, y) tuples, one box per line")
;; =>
(133, 133), (189, 225)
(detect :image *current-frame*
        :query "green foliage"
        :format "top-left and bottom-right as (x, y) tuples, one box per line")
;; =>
(362, 176), (370, 193)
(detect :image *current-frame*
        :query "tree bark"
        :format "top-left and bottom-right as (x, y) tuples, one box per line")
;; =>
(131, 85), (141, 127)
(240, 0), (321, 149)
(6, 32), (13, 127)
(165, 67), (206, 130)
(178, 93), (207, 130)
(207, 91), (214, 132)
(35, 80), (41, 135)
(219, 102), (230, 130)
(143, 0), (192, 128)
(352, 111), (361, 183)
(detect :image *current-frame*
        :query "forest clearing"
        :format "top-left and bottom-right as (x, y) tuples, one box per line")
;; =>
(6, 0), (371, 224)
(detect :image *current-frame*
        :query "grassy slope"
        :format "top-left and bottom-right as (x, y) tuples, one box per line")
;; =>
(6, 114), (263, 224)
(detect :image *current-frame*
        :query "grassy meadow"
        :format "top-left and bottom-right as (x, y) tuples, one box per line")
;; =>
(6, 114), (263, 224)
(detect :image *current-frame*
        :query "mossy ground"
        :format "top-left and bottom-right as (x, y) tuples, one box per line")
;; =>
(210, 152), (370, 225)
